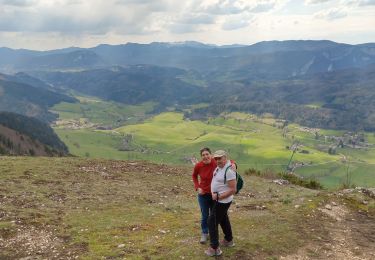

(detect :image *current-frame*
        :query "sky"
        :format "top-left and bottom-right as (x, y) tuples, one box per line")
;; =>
(0, 0), (374, 50)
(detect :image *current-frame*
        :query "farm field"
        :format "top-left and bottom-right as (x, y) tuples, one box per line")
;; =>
(51, 97), (375, 189)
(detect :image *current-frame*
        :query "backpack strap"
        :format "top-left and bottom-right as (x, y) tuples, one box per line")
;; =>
(224, 165), (233, 184)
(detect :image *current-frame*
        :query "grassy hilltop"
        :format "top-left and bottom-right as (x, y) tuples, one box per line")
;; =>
(0, 156), (374, 259)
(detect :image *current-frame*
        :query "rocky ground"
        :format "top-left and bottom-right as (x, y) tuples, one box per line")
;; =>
(0, 156), (374, 259)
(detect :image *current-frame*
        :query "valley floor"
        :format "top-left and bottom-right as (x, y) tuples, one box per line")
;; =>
(0, 156), (374, 259)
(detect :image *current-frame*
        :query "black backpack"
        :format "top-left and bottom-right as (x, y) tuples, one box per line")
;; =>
(224, 165), (244, 194)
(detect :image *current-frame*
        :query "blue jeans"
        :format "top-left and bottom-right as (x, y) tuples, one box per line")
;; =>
(198, 193), (213, 234)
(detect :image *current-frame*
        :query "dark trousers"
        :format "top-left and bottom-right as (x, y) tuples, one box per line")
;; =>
(198, 194), (214, 234)
(208, 201), (233, 249)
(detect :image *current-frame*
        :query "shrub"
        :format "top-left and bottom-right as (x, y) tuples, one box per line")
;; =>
(244, 168), (323, 190)
(278, 172), (323, 190)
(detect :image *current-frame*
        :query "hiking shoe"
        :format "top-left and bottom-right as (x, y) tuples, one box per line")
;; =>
(200, 233), (208, 244)
(205, 247), (222, 257)
(220, 239), (235, 247)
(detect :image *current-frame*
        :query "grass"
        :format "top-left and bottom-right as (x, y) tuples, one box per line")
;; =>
(51, 95), (156, 127)
(51, 97), (375, 189)
(0, 156), (348, 259)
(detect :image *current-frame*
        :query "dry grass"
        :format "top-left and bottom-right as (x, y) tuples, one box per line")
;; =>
(0, 156), (374, 259)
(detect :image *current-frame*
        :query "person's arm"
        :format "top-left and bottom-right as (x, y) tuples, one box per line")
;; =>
(230, 160), (237, 171)
(192, 165), (200, 191)
(212, 179), (236, 200)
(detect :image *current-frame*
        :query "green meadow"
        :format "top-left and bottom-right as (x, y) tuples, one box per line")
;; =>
(51, 95), (156, 127)
(52, 97), (375, 189)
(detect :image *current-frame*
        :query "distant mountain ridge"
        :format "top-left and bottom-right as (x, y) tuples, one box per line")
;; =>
(1, 40), (374, 78)
(0, 73), (77, 121)
(29, 65), (203, 106)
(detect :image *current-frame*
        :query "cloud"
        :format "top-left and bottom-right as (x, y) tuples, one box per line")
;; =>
(222, 19), (250, 30)
(221, 12), (254, 31)
(305, 0), (332, 4)
(0, 0), (373, 50)
(314, 7), (348, 20)
(0, 0), (35, 6)
(178, 14), (216, 25)
(338, 0), (375, 6)
(197, 0), (279, 15)
(357, 0), (375, 5)
(201, 0), (249, 15)
(0, 0), (168, 35)
(0, 0), (281, 37)
(250, 1), (278, 12)
(168, 23), (202, 34)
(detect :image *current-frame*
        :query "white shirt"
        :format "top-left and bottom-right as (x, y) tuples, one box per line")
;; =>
(211, 161), (236, 203)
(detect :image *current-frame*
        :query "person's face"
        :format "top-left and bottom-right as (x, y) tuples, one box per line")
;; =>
(201, 150), (212, 164)
(214, 156), (227, 168)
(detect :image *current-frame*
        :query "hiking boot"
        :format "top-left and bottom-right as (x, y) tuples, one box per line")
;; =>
(220, 239), (235, 247)
(205, 247), (222, 257)
(200, 233), (208, 244)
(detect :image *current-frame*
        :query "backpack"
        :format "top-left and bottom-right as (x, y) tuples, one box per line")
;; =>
(224, 165), (244, 194)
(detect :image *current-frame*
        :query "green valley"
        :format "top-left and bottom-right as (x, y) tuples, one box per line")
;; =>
(51, 97), (375, 189)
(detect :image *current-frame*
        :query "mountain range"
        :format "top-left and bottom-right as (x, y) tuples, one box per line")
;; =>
(0, 40), (374, 131)
(1, 40), (374, 77)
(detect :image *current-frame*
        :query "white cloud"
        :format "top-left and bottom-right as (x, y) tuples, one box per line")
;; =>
(222, 18), (251, 30)
(178, 13), (216, 25)
(0, 0), (35, 6)
(305, 0), (332, 4)
(314, 7), (348, 20)
(0, 0), (373, 49)
(251, 1), (278, 12)
(357, 0), (375, 5)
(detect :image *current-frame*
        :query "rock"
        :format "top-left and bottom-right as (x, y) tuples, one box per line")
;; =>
(247, 193), (255, 198)
(362, 200), (369, 205)
(361, 188), (375, 199)
(294, 205), (300, 209)
(158, 229), (167, 234)
(325, 204), (332, 210)
(118, 244), (125, 248)
(331, 202), (338, 206)
(273, 179), (289, 185)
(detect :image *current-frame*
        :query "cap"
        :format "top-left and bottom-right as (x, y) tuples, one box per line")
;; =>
(213, 150), (226, 158)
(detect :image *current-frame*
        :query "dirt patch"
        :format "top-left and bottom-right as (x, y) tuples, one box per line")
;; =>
(0, 225), (90, 259)
(0, 226), (63, 259)
(77, 160), (187, 178)
(281, 201), (375, 260)
(318, 203), (348, 221)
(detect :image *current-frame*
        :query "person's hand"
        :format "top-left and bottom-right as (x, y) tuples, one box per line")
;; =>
(212, 193), (219, 201)
(191, 156), (198, 165)
(197, 188), (204, 195)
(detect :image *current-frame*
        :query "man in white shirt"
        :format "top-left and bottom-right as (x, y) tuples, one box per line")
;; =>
(205, 150), (237, 257)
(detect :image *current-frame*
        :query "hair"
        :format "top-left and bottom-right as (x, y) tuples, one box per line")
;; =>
(200, 147), (211, 156)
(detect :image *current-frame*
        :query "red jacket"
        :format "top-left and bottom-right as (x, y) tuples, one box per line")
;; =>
(192, 159), (217, 194)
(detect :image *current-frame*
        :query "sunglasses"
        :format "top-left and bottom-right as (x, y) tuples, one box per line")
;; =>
(214, 157), (223, 160)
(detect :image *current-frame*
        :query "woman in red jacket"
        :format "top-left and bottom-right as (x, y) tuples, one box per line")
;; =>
(192, 147), (217, 244)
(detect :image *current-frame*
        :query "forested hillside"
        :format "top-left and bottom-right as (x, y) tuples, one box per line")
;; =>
(0, 112), (69, 156)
